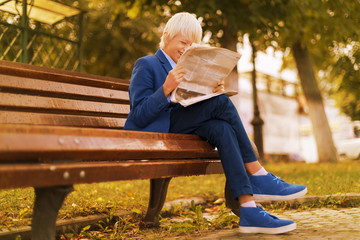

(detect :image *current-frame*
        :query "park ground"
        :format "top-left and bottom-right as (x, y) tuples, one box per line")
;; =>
(0, 161), (359, 239)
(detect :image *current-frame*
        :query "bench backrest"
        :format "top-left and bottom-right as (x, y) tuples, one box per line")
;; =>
(0, 60), (219, 161)
(0, 60), (130, 129)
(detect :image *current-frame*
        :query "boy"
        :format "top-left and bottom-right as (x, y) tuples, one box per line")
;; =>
(125, 12), (306, 234)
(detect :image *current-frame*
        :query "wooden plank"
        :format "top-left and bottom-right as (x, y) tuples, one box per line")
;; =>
(0, 160), (223, 189)
(0, 124), (219, 161)
(0, 60), (130, 90)
(0, 74), (129, 103)
(0, 93), (129, 116)
(0, 111), (126, 128)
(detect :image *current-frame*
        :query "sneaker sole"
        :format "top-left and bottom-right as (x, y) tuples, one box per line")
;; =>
(239, 222), (296, 234)
(253, 188), (307, 201)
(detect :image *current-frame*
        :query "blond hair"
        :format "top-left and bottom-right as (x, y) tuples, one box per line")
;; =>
(159, 12), (202, 49)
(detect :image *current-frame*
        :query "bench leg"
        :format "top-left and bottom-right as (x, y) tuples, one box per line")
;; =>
(31, 185), (74, 240)
(224, 180), (240, 217)
(143, 178), (172, 227)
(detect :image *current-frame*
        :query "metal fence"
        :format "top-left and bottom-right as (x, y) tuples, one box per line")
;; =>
(0, 3), (83, 71)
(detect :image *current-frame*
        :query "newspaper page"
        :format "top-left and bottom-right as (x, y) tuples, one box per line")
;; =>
(170, 44), (241, 107)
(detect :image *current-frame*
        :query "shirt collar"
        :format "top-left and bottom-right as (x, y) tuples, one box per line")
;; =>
(160, 48), (176, 69)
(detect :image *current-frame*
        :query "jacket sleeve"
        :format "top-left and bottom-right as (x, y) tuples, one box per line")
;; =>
(127, 57), (170, 128)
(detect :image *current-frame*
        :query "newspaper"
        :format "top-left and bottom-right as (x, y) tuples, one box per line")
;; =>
(170, 44), (241, 107)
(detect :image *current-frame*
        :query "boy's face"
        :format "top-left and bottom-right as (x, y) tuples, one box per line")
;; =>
(163, 33), (193, 63)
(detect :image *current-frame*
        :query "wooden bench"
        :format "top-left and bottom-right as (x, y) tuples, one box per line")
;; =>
(0, 60), (248, 239)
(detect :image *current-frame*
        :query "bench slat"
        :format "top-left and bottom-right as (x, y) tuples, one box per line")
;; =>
(0, 93), (129, 116)
(0, 111), (126, 128)
(0, 160), (223, 189)
(0, 124), (219, 161)
(0, 75), (129, 103)
(0, 60), (130, 90)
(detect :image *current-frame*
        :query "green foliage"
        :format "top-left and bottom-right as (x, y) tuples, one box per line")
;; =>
(111, 215), (139, 238)
(55, 0), (360, 120)
(243, 1), (360, 120)
(3, 0), (359, 117)
(159, 200), (237, 236)
(328, 42), (360, 120)
(79, 0), (163, 78)
(211, 209), (238, 230)
(97, 211), (116, 232)
(173, 0), (360, 120)
(80, 225), (91, 235)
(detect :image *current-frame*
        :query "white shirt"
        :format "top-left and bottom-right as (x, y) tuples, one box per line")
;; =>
(160, 48), (176, 69)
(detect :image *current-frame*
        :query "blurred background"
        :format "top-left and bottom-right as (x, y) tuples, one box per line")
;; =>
(1, 0), (359, 163)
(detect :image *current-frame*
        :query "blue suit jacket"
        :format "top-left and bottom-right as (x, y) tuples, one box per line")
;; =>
(124, 49), (173, 133)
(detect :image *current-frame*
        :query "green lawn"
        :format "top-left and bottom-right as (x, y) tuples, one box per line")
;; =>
(265, 161), (360, 195)
(1, 161), (359, 234)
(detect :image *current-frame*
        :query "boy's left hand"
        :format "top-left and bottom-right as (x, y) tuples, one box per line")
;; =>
(213, 80), (225, 93)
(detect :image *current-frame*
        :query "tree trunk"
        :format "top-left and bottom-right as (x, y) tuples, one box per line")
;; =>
(292, 40), (338, 163)
(221, 25), (238, 92)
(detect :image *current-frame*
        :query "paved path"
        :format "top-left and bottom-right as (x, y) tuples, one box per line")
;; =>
(197, 208), (360, 239)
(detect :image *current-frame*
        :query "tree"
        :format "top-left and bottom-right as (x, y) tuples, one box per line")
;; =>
(260, 0), (360, 162)
(328, 42), (360, 121)
(220, 0), (360, 162)
(69, 0), (165, 79)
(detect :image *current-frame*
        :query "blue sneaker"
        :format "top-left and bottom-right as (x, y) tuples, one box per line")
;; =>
(250, 173), (307, 201)
(239, 206), (296, 234)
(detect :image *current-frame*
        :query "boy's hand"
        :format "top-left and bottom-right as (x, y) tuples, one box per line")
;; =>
(213, 80), (225, 93)
(163, 65), (185, 97)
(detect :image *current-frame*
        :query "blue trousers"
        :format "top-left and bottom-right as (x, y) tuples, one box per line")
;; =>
(170, 95), (257, 199)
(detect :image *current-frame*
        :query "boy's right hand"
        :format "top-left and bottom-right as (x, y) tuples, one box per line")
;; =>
(163, 65), (185, 97)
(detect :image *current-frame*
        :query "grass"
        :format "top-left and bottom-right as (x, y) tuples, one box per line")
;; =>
(265, 161), (360, 195)
(1, 161), (360, 238)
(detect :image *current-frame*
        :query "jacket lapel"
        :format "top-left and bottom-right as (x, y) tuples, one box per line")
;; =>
(155, 49), (172, 74)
